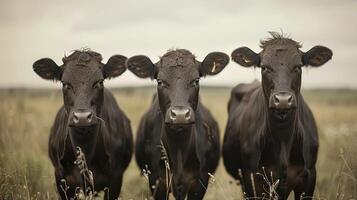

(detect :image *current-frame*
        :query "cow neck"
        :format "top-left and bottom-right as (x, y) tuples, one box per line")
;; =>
(267, 110), (298, 143)
(68, 120), (106, 164)
(262, 91), (299, 166)
(257, 88), (298, 142)
(161, 122), (195, 180)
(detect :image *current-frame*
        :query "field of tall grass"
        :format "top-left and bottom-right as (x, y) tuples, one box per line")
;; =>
(0, 87), (356, 199)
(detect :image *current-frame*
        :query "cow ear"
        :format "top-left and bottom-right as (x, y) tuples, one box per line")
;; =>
(102, 55), (127, 79)
(126, 55), (156, 79)
(200, 52), (229, 76)
(303, 45), (332, 67)
(231, 47), (260, 67)
(33, 58), (62, 81)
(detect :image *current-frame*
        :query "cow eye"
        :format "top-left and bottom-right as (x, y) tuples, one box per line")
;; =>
(157, 79), (163, 86)
(157, 79), (166, 87)
(93, 80), (104, 88)
(261, 65), (272, 72)
(192, 78), (200, 87)
(294, 65), (302, 73)
(62, 82), (72, 90)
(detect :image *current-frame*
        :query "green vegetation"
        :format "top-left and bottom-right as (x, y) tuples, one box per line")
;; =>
(0, 87), (356, 199)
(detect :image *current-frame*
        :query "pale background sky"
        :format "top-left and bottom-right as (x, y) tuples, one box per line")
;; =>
(0, 0), (356, 89)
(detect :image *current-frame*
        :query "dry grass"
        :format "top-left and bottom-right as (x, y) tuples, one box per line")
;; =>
(0, 87), (356, 199)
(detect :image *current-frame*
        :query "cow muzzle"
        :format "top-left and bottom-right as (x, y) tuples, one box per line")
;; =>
(269, 91), (296, 110)
(69, 109), (97, 127)
(165, 106), (195, 125)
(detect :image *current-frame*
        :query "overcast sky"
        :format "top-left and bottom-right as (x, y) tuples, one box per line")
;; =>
(0, 0), (356, 89)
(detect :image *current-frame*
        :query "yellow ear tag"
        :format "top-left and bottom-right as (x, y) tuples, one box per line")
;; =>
(243, 57), (252, 64)
(211, 61), (217, 73)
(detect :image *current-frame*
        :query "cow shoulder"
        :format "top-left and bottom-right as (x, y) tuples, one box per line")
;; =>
(101, 89), (133, 162)
(228, 80), (260, 115)
(296, 94), (319, 168)
(226, 86), (267, 158)
(197, 101), (220, 143)
(48, 106), (70, 166)
(102, 89), (131, 136)
(195, 101), (220, 172)
(226, 81), (262, 133)
(135, 94), (162, 170)
(141, 94), (162, 138)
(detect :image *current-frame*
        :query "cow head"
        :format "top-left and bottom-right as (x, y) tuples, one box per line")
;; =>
(33, 50), (127, 127)
(232, 32), (332, 119)
(127, 49), (229, 127)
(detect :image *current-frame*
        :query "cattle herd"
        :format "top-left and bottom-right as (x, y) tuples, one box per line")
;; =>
(32, 32), (332, 200)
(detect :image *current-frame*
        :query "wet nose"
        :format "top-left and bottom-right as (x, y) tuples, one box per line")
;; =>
(168, 106), (194, 124)
(72, 110), (93, 126)
(271, 92), (295, 110)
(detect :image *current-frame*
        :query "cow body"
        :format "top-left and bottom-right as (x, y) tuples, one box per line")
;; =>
(223, 32), (332, 199)
(33, 50), (133, 199)
(127, 49), (229, 199)
(136, 96), (220, 200)
(50, 89), (132, 199)
(223, 81), (318, 199)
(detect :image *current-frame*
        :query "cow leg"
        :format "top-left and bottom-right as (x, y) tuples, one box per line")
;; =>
(103, 172), (123, 200)
(187, 175), (209, 200)
(55, 177), (75, 200)
(239, 170), (254, 198)
(152, 182), (168, 200)
(222, 136), (241, 180)
(239, 145), (264, 198)
(55, 170), (76, 200)
(277, 168), (288, 200)
(275, 143), (290, 200)
(148, 175), (169, 200)
(240, 170), (266, 198)
(171, 177), (190, 200)
(294, 167), (316, 200)
(304, 167), (317, 197)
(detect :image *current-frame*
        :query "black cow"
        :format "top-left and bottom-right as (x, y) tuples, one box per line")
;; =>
(223, 32), (332, 199)
(33, 50), (133, 199)
(127, 49), (229, 200)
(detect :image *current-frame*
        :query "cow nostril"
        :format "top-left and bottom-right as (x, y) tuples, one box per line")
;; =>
(170, 110), (176, 119)
(185, 110), (191, 119)
(274, 95), (280, 103)
(287, 95), (293, 103)
(72, 111), (93, 125)
(87, 112), (93, 122)
(73, 113), (79, 123)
